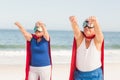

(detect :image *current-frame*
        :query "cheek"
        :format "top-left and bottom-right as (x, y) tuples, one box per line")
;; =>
(91, 29), (95, 33)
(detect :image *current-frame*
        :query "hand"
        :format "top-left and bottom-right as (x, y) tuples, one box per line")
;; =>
(69, 16), (77, 26)
(36, 21), (45, 28)
(87, 16), (98, 25)
(69, 16), (77, 23)
(14, 22), (21, 27)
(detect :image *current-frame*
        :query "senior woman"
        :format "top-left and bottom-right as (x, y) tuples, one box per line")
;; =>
(15, 21), (52, 80)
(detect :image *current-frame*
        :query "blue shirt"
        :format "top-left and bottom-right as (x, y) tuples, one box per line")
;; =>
(30, 37), (50, 67)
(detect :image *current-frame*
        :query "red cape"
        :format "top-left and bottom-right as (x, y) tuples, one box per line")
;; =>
(25, 35), (52, 80)
(69, 38), (104, 80)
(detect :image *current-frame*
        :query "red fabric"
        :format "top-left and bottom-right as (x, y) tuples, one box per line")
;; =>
(101, 40), (104, 74)
(69, 38), (104, 80)
(69, 38), (77, 80)
(25, 41), (31, 80)
(25, 34), (52, 80)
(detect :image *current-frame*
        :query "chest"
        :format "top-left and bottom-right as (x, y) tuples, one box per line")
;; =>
(77, 39), (100, 55)
(30, 38), (48, 53)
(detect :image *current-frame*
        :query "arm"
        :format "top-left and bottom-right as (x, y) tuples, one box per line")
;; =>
(69, 16), (84, 47)
(69, 16), (82, 39)
(14, 22), (32, 41)
(38, 21), (50, 41)
(88, 16), (104, 43)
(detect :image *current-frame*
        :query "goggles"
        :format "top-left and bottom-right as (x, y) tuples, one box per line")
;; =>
(83, 21), (94, 29)
(34, 26), (43, 32)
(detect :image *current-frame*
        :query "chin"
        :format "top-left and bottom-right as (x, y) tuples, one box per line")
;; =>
(84, 31), (91, 36)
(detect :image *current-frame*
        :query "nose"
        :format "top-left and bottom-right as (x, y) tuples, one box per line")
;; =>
(84, 26), (89, 29)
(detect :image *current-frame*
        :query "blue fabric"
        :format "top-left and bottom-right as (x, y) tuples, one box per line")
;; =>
(74, 68), (103, 80)
(30, 37), (50, 67)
